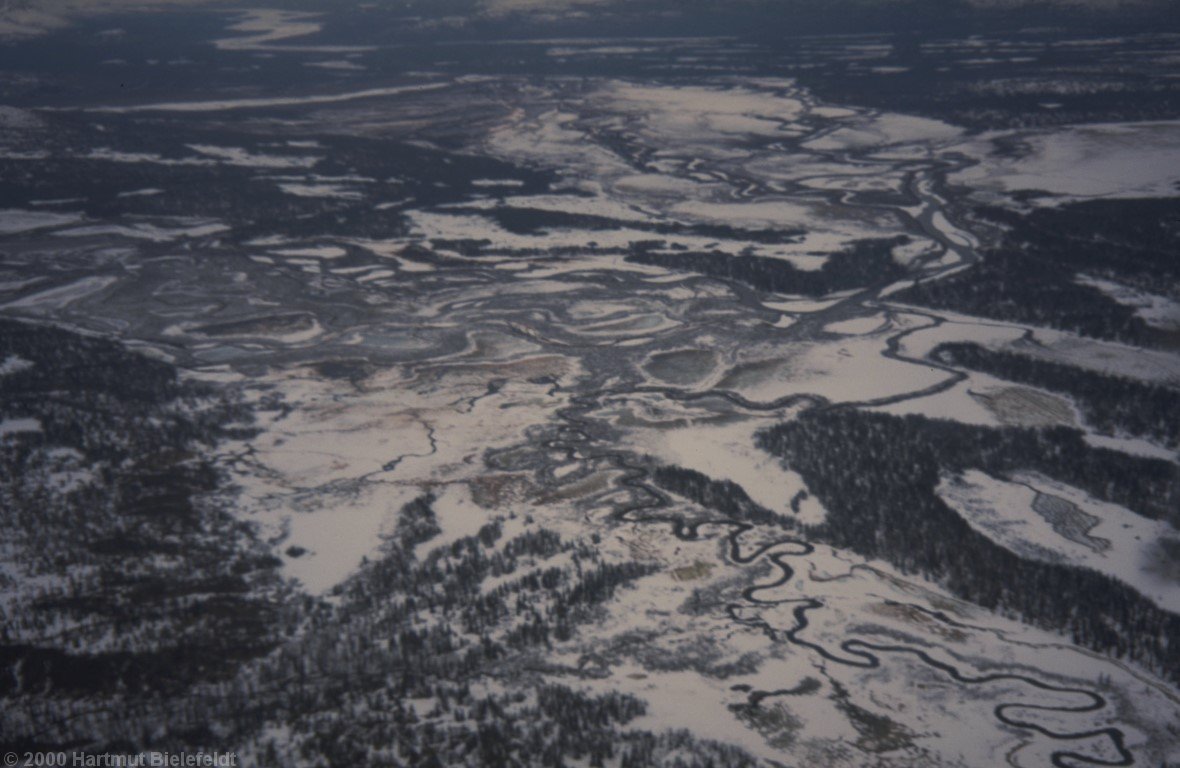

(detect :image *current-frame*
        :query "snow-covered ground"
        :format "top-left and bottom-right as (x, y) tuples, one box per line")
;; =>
(950, 121), (1180, 203)
(4, 44), (1179, 764)
(940, 470), (1180, 613)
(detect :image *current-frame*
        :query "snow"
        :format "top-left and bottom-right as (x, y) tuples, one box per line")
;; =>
(0, 355), (32, 377)
(407, 208), (812, 261)
(811, 105), (857, 118)
(27, 197), (84, 206)
(891, 237), (940, 265)
(212, 8), (373, 54)
(84, 148), (214, 166)
(644, 419), (826, 527)
(55, 221), (228, 242)
(0, 417), (40, 437)
(1076, 274), (1180, 331)
(883, 310), (1028, 362)
(599, 82), (806, 138)
(1083, 434), (1178, 462)
(224, 361), (578, 593)
(486, 107), (637, 191)
(356, 269), (396, 283)
(763, 297), (847, 313)
(2, 276), (117, 310)
(271, 245), (348, 260)
(282, 482), (421, 594)
(225, 378), (438, 591)
(471, 178), (525, 188)
(481, 0), (617, 17)
(547, 45), (658, 57)
(671, 199), (895, 244)
(800, 171), (906, 194)
(496, 193), (656, 222)
(349, 239), (436, 272)
(170, 315), (325, 345)
(116, 188), (163, 198)
(931, 211), (978, 247)
(588, 665), (791, 762)
(277, 182), (363, 199)
(414, 484), (490, 560)
(714, 334), (947, 406)
(823, 313), (888, 335)
(950, 121), (1180, 202)
(562, 509), (1178, 768)
(8, 56), (1180, 763)
(802, 112), (962, 151)
(939, 470), (1180, 613)
(670, 199), (811, 229)
(213, 9), (323, 51)
(0, 208), (83, 234)
(1013, 330), (1180, 387)
(188, 144), (320, 169)
(304, 59), (366, 71)
(87, 82), (449, 114)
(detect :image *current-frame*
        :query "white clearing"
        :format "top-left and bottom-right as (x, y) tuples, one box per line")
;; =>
(414, 484), (491, 561)
(939, 470), (1180, 613)
(642, 418), (825, 527)
(951, 121), (1180, 202)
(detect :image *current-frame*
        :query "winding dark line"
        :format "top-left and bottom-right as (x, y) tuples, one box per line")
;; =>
(722, 554), (1133, 767)
(381, 418), (438, 472)
(591, 449), (1134, 764)
(525, 156), (1137, 766)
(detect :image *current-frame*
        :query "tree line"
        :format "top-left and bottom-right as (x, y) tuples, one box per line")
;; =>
(897, 197), (1180, 346)
(757, 410), (1180, 684)
(932, 341), (1180, 448)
